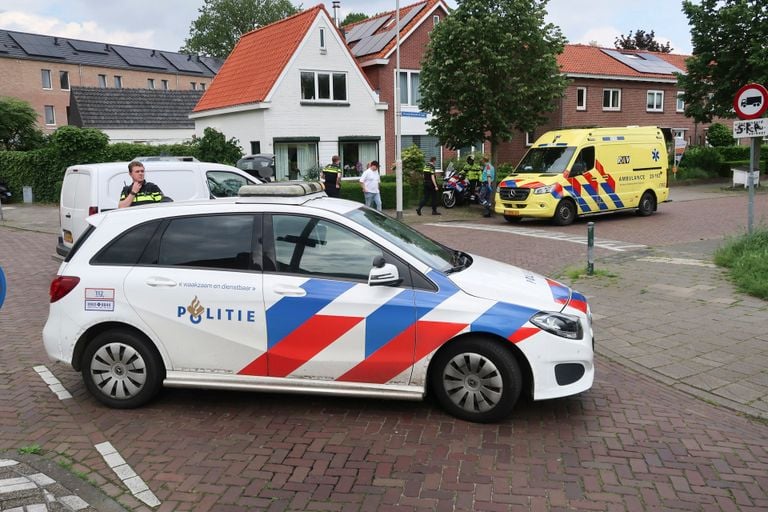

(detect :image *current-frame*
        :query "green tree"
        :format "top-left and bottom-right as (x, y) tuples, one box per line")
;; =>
(706, 122), (736, 147)
(614, 29), (672, 53)
(419, 0), (567, 162)
(182, 0), (299, 58)
(50, 126), (109, 166)
(341, 12), (368, 26)
(196, 127), (243, 165)
(678, 0), (768, 123)
(0, 97), (46, 151)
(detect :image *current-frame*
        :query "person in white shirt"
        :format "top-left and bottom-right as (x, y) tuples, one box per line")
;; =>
(359, 160), (382, 211)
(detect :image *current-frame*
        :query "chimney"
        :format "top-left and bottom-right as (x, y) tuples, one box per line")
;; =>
(54, 37), (59, 45)
(332, 1), (340, 28)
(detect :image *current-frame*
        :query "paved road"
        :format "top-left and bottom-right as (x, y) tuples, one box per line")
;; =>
(1, 183), (767, 511)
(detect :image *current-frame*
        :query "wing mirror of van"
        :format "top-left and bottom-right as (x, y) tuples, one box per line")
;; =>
(369, 255), (401, 286)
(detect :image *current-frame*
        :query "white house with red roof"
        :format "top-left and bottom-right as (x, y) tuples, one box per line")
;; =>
(191, 5), (387, 181)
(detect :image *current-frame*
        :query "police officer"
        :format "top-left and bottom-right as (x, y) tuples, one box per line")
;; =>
(465, 155), (482, 202)
(118, 161), (166, 208)
(321, 155), (342, 197)
(416, 156), (441, 216)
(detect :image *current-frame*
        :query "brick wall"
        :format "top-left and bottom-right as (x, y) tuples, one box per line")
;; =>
(0, 57), (212, 132)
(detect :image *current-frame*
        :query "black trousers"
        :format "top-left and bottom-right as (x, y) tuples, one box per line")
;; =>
(418, 182), (438, 212)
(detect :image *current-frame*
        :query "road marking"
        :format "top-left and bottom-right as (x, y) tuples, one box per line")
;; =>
(637, 256), (716, 268)
(33, 366), (72, 400)
(426, 222), (646, 252)
(95, 441), (160, 508)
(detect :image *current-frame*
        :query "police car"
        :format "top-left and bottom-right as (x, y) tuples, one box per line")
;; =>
(43, 182), (594, 423)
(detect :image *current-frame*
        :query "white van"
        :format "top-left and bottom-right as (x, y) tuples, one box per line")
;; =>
(57, 161), (261, 257)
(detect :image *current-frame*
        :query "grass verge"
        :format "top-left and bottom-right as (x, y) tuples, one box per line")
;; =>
(714, 229), (768, 299)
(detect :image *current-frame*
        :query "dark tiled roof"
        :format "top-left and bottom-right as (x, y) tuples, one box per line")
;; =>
(69, 87), (203, 128)
(0, 29), (223, 76)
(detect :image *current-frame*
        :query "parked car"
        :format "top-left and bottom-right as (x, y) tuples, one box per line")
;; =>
(237, 154), (276, 181)
(57, 160), (261, 257)
(43, 182), (594, 423)
(0, 180), (11, 203)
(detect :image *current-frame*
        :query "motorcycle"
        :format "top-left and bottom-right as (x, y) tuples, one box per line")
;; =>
(0, 181), (11, 204)
(441, 165), (471, 208)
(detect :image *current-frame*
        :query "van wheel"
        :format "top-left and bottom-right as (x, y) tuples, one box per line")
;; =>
(504, 215), (522, 223)
(553, 199), (576, 226)
(82, 329), (164, 409)
(430, 338), (521, 423)
(637, 191), (656, 216)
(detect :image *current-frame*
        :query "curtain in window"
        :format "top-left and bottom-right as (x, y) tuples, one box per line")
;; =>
(359, 142), (378, 168)
(275, 144), (289, 181)
(297, 144), (317, 175)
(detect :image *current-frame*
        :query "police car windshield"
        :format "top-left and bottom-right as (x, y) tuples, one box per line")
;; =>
(348, 208), (455, 272)
(516, 147), (576, 174)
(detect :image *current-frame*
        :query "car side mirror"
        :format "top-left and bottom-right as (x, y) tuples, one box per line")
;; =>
(369, 256), (401, 286)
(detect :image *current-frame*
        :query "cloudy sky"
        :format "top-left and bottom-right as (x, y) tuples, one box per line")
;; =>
(0, 0), (694, 55)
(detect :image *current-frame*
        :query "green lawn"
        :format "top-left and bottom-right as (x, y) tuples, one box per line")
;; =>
(714, 229), (768, 299)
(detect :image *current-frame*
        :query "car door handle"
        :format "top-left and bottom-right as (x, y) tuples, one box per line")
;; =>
(65, 213), (71, 218)
(273, 285), (306, 297)
(146, 277), (178, 287)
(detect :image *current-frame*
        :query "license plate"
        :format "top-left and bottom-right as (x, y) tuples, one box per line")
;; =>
(504, 210), (520, 216)
(63, 231), (73, 243)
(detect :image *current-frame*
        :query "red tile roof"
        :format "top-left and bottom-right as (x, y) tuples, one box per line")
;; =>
(558, 44), (691, 80)
(193, 5), (324, 113)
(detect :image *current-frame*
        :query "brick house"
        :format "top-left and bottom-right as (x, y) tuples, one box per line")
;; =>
(496, 45), (722, 166)
(0, 29), (220, 134)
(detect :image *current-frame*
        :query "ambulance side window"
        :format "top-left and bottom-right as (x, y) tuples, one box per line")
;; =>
(571, 147), (595, 176)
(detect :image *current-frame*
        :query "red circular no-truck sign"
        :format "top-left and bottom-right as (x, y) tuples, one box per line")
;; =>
(733, 83), (768, 120)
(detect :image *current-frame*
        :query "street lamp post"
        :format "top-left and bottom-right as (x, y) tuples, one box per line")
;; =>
(394, 0), (403, 219)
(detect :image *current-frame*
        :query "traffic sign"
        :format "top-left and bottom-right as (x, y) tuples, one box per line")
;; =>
(733, 118), (767, 139)
(733, 83), (768, 120)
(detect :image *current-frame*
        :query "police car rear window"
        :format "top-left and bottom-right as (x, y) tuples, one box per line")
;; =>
(91, 220), (162, 266)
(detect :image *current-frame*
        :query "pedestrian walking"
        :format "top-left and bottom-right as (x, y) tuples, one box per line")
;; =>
(478, 156), (495, 217)
(321, 156), (342, 197)
(359, 160), (382, 211)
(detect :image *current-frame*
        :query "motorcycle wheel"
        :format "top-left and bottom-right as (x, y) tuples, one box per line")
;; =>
(442, 190), (456, 208)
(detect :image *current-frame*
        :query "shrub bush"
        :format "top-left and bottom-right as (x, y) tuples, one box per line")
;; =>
(706, 122), (735, 147)
(678, 146), (723, 177)
(338, 179), (413, 209)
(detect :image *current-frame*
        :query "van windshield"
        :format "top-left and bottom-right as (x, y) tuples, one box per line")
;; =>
(515, 147), (576, 174)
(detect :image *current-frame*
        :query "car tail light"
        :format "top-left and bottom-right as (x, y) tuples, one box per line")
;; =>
(88, 206), (98, 216)
(50, 276), (80, 303)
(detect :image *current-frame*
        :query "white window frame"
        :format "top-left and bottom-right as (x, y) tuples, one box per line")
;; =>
(319, 27), (326, 50)
(398, 70), (421, 106)
(114, 75), (122, 89)
(602, 88), (621, 111)
(525, 131), (535, 146)
(147, 78), (155, 90)
(161, 79), (169, 90)
(576, 87), (587, 111)
(200, 83), (206, 91)
(433, 15), (440, 26)
(59, 70), (70, 91)
(190, 81), (196, 90)
(300, 71), (348, 103)
(676, 91), (685, 112)
(44, 105), (56, 126)
(97, 74), (107, 88)
(41, 69), (52, 90)
(646, 90), (664, 112)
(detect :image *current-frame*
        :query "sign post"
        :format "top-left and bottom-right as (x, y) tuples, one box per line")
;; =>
(732, 83), (768, 234)
(672, 138), (687, 178)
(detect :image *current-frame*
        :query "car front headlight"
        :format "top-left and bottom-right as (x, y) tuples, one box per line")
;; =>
(530, 311), (583, 339)
(533, 185), (553, 195)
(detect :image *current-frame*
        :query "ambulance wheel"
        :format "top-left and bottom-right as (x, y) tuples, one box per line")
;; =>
(82, 329), (164, 409)
(430, 338), (521, 423)
(553, 199), (576, 226)
(637, 191), (656, 216)
(504, 215), (522, 223)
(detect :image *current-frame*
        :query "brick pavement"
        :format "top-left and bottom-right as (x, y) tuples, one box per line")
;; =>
(1, 188), (768, 510)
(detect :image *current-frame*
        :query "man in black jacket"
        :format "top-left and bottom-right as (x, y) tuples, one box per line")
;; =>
(118, 161), (166, 208)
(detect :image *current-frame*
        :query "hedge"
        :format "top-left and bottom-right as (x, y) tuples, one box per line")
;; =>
(0, 148), (62, 202)
(338, 179), (416, 208)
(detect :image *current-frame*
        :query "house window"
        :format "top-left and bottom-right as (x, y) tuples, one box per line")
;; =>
(44, 105), (55, 125)
(576, 87), (587, 110)
(41, 69), (52, 89)
(398, 71), (421, 106)
(59, 71), (70, 90)
(191, 82), (197, 90)
(676, 91), (685, 112)
(250, 141), (261, 154)
(602, 88), (621, 111)
(274, 142), (319, 181)
(402, 135), (441, 170)
(319, 28), (326, 50)
(200, 83), (206, 91)
(114, 75), (122, 89)
(673, 129), (686, 140)
(161, 79), (169, 90)
(147, 78), (155, 89)
(647, 90), (664, 112)
(98, 74), (107, 88)
(525, 131), (535, 146)
(433, 15), (440, 25)
(300, 71), (347, 102)
(340, 140), (379, 178)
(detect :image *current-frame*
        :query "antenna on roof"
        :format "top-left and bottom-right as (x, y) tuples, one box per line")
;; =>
(332, 1), (341, 28)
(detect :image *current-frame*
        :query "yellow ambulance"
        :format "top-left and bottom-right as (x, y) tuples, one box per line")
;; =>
(494, 126), (669, 225)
